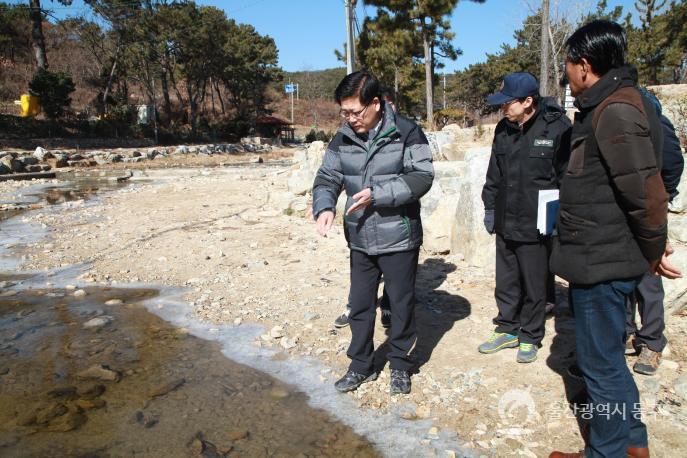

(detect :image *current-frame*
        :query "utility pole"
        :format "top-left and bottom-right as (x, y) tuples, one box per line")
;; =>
(442, 73), (446, 109)
(344, 0), (356, 74)
(539, 0), (550, 96)
(290, 80), (294, 123)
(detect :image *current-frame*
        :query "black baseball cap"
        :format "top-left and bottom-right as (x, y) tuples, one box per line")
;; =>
(487, 72), (539, 106)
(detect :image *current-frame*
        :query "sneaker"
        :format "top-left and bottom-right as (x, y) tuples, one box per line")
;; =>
(390, 369), (411, 395)
(625, 336), (637, 355)
(334, 310), (350, 328)
(633, 345), (661, 376)
(380, 308), (391, 329)
(334, 370), (378, 392)
(566, 363), (584, 381)
(517, 343), (538, 363)
(478, 331), (519, 354)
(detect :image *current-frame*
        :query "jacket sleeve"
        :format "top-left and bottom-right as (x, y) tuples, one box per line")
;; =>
(312, 143), (343, 219)
(595, 102), (668, 262)
(660, 115), (684, 202)
(371, 125), (434, 207)
(481, 139), (501, 210)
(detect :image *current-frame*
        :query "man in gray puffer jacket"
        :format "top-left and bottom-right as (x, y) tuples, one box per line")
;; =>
(312, 70), (434, 395)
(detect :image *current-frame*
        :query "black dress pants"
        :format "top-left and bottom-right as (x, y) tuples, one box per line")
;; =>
(493, 234), (548, 345)
(626, 272), (667, 352)
(347, 248), (419, 374)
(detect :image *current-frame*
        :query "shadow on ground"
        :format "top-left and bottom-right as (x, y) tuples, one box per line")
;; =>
(372, 257), (472, 374)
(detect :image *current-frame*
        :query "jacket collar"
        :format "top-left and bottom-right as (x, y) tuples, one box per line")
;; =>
(574, 65), (635, 111)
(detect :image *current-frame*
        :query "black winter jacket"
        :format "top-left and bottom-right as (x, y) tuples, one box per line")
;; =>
(481, 97), (572, 242)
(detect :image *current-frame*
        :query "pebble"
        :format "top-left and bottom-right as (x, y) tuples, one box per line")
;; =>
(228, 430), (249, 441)
(150, 378), (186, 398)
(270, 326), (284, 338)
(269, 387), (289, 399)
(73, 289), (87, 297)
(105, 299), (124, 306)
(303, 312), (320, 321)
(233, 317), (242, 326)
(77, 364), (121, 382)
(83, 316), (113, 329)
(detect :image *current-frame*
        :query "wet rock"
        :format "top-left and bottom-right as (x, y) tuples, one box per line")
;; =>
(134, 410), (159, 428)
(47, 386), (78, 399)
(16, 411), (37, 426)
(78, 364), (122, 382)
(74, 398), (106, 410)
(73, 289), (87, 297)
(150, 378), (186, 398)
(77, 383), (106, 399)
(35, 402), (68, 424)
(46, 411), (87, 432)
(228, 430), (249, 441)
(188, 432), (228, 457)
(83, 315), (113, 329)
(105, 299), (124, 306)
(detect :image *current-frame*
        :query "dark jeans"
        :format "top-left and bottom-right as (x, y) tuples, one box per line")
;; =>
(493, 234), (548, 345)
(347, 248), (419, 374)
(625, 273), (667, 352)
(570, 278), (648, 458)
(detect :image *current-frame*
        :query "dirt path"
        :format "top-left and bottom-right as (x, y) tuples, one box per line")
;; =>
(7, 164), (687, 457)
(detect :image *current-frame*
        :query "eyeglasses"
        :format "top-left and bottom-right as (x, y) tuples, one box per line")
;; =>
(339, 103), (370, 120)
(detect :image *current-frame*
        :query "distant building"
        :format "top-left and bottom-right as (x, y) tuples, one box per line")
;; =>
(255, 115), (294, 142)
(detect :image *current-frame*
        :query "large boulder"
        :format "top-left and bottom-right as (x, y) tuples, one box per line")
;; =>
(450, 146), (494, 267)
(421, 162), (466, 253)
(0, 154), (24, 173)
(664, 240), (687, 315)
(287, 142), (325, 196)
(426, 124), (495, 161)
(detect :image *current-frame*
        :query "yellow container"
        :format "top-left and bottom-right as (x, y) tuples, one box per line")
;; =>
(20, 94), (40, 117)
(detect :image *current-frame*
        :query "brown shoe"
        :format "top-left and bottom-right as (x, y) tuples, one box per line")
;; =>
(548, 452), (583, 458)
(633, 345), (661, 376)
(627, 446), (650, 458)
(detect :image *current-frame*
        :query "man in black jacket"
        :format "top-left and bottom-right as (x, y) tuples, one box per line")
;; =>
(480, 72), (571, 363)
(626, 86), (685, 376)
(549, 20), (681, 458)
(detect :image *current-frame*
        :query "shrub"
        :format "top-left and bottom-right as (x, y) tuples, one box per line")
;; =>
(28, 68), (76, 120)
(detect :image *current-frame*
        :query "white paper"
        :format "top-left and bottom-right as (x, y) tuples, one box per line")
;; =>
(537, 189), (559, 235)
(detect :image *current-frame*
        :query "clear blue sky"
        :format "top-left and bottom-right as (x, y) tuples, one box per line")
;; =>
(13, 0), (640, 73)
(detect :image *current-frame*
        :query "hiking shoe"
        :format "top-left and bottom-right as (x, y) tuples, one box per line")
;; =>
(566, 363), (584, 381)
(478, 331), (518, 354)
(334, 310), (350, 328)
(633, 345), (661, 376)
(625, 336), (637, 355)
(517, 343), (538, 363)
(390, 369), (411, 395)
(380, 308), (391, 329)
(334, 370), (378, 392)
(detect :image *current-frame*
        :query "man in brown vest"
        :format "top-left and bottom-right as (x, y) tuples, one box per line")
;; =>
(548, 21), (682, 458)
